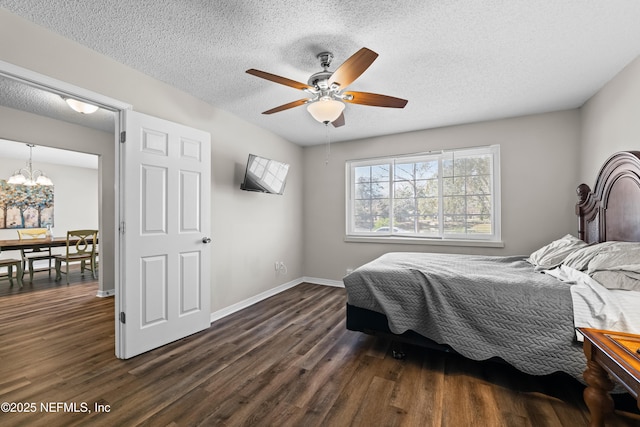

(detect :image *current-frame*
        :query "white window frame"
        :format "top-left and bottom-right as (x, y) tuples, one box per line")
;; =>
(345, 145), (502, 247)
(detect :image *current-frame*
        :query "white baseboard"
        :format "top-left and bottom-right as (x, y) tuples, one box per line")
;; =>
(302, 276), (344, 288)
(209, 277), (344, 323)
(96, 288), (115, 297)
(93, 277), (341, 321)
(210, 278), (302, 323)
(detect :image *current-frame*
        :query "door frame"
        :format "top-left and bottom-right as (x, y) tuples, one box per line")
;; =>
(0, 59), (132, 357)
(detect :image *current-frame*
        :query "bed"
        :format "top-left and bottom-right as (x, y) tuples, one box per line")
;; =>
(343, 151), (640, 381)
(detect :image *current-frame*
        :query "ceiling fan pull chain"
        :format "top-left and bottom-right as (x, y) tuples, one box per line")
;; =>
(324, 123), (331, 165)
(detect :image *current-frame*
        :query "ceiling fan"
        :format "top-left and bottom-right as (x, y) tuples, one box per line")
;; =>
(246, 47), (408, 127)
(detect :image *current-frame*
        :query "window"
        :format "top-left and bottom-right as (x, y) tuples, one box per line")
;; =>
(346, 145), (501, 243)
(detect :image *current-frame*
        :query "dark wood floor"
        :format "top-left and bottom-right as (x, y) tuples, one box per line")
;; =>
(0, 276), (639, 427)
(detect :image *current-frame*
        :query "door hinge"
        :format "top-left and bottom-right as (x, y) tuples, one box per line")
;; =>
(120, 131), (126, 143)
(120, 221), (125, 234)
(120, 312), (126, 324)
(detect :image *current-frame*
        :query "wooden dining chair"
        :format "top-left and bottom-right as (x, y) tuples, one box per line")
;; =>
(54, 230), (98, 285)
(17, 228), (55, 282)
(0, 248), (23, 288)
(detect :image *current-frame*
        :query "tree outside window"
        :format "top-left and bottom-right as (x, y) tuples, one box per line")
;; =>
(346, 145), (500, 241)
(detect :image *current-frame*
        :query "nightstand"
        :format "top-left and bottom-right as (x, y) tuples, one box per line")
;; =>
(577, 328), (640, 427)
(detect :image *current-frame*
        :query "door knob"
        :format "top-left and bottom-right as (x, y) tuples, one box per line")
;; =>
(202, 237), (212, 244)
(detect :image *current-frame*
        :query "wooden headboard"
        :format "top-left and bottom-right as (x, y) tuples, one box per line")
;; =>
(576, 151), (640, 244)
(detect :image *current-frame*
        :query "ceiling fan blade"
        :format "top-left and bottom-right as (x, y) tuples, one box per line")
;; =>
(262, 99), (308, 114)
(328, 48), (378, 89)
(332, 112), (345, 128)
(343, 91), (408, 108)
(246, 69), (314, 91)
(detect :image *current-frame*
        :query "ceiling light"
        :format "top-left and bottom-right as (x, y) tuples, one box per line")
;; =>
(7, 144), (53, 186)
(64, 97), (99, 114)
(307, 97), (345, 124)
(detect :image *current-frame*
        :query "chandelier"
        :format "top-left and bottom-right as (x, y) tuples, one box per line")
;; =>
(7, 144), (53, 186)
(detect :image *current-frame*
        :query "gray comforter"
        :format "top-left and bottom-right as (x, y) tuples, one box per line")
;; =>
(343, 252), (586, 380)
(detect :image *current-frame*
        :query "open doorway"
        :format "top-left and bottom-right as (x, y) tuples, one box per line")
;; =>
(1, 59), (130, 357)
(0, 139), (101, 296)
(1, 61), (212, 359)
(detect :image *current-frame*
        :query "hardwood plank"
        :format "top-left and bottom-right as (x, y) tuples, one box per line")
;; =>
(390, 350), (446, 427)
(0, 279), (639, 426)
(287, 328), (362, 409)
(316, 354), (387, 426)
(351, 375), (396, 425)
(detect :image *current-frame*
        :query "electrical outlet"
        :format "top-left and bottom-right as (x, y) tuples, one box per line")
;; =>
(275, 261), (287, 274)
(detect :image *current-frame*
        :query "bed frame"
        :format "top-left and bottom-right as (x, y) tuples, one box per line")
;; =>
(346, 150), (640, 353)
(577, 151), (640, 244)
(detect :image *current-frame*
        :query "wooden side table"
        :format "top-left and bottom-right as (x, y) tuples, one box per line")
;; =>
(577, 328), (640, 427)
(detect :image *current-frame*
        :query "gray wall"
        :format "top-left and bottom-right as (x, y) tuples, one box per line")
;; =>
(0, 9), (304, 312)
(302, 53), (640, 282)
(302, 111), (581, 281)
(580, 55), (640, 186)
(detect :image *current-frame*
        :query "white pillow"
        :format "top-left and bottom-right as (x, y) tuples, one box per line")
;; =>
(586, 242), (640, 274)
(591, 271), (640, 292)
(562, 241), (622, 271)
(527, 234), (587, 270)
(584, 242), (640, 291)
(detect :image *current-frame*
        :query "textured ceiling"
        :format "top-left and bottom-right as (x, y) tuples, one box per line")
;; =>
(0, 76), (115, 133)
(0, 138), (98, 169)
(1, 1), (640, 146)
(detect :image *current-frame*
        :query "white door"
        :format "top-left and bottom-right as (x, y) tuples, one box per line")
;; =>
(119, 110), (211, 359)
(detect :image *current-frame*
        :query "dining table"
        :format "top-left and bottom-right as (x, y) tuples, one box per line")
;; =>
(0, 236), (95, 251)
(0, 236), (98, 283)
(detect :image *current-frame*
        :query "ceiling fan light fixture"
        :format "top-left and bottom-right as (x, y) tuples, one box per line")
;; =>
(64, 97), (99, 114)
(247, 47), (407, 127)
(307, 98), (345, 124)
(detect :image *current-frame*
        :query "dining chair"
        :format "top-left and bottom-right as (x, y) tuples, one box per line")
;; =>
(0, 248), (23, 288)
(54, 229), (98, 285)
(17, 228), (55, 282)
